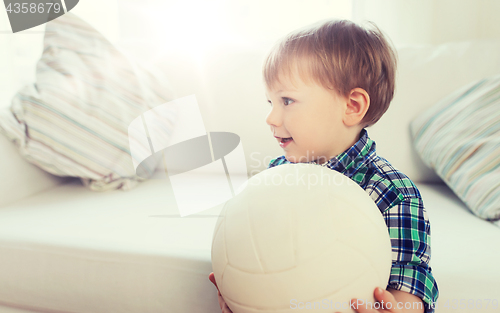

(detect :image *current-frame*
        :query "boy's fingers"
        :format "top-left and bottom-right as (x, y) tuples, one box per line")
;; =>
(212, 273), (230, 312)
(351, 288), (400, 312)
(350, 298), (376, 313)
(208, 272), (219, 290)
(217, 291), (233, 313)
(374, 287), (398, 311)
(217, 291), (225, 310)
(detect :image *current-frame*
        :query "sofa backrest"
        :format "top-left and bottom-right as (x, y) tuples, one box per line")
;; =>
(0, 23), (65, 207)
(154, 40), (500, 183)
(369, 41), (500, 183)
(0, 135), (66, 207)
(3, 36), (500, 199)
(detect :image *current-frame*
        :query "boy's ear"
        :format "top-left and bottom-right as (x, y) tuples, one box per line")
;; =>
(343, 88), (370, 127)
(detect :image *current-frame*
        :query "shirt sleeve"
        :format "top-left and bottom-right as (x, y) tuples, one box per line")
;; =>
(383, 197), (439, 313)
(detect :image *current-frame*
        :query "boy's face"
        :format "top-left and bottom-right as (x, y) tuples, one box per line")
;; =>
(265, 71), (353, 164)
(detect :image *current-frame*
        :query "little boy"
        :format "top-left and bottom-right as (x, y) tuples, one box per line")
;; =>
(209, 19), (438, 313)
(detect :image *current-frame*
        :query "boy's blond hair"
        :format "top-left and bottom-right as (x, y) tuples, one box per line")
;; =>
(263, 19), (397, 127)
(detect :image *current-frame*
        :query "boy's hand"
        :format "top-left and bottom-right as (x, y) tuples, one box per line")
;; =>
(350, 287), (402, 313)
(208, 272), (234, 313)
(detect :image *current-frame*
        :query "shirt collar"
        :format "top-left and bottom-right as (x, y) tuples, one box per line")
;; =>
(304, 128), (376, 177)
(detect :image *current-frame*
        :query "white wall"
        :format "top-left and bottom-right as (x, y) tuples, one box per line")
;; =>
(353, 0), (500, 45)
(4, 0), (500, 111)
(115, 0), (352, 63)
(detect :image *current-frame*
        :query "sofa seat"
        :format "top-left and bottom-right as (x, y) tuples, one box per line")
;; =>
(417, 184), (500, 313)
(0, 178), (499, 313)
(0, 175), (225, 313)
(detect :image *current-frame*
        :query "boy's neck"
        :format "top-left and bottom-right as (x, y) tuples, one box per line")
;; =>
(312, 127), (364, 165)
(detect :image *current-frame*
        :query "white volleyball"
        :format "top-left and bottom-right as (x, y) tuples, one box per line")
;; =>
(211, 163), (392, 313)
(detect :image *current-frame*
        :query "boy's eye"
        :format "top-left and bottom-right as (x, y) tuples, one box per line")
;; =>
(283, 97), (294, 106)
(267, 100), (272, 106)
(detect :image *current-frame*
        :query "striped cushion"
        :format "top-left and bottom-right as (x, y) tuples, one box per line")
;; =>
(410, 75), (500, 221)
(0, 13), (177, 191)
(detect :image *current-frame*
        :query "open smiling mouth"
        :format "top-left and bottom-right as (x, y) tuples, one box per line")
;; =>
(279, 137), (293, 148)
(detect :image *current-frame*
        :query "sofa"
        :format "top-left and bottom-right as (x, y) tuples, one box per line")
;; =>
(1, 21), (500, 313)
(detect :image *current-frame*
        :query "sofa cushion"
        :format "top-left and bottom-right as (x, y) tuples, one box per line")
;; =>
(367, 41), (500, 184)
(0, 12), (177, 191)
(411, 76), (500, 221)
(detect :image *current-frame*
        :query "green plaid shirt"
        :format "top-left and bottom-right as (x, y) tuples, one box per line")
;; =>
(267, 128), (439, 312)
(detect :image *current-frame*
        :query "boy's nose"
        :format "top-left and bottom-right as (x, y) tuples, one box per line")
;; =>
(265, 106), (282, 128)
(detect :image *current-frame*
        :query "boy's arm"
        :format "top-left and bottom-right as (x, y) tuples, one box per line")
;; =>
(384, 197), (439, 312)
